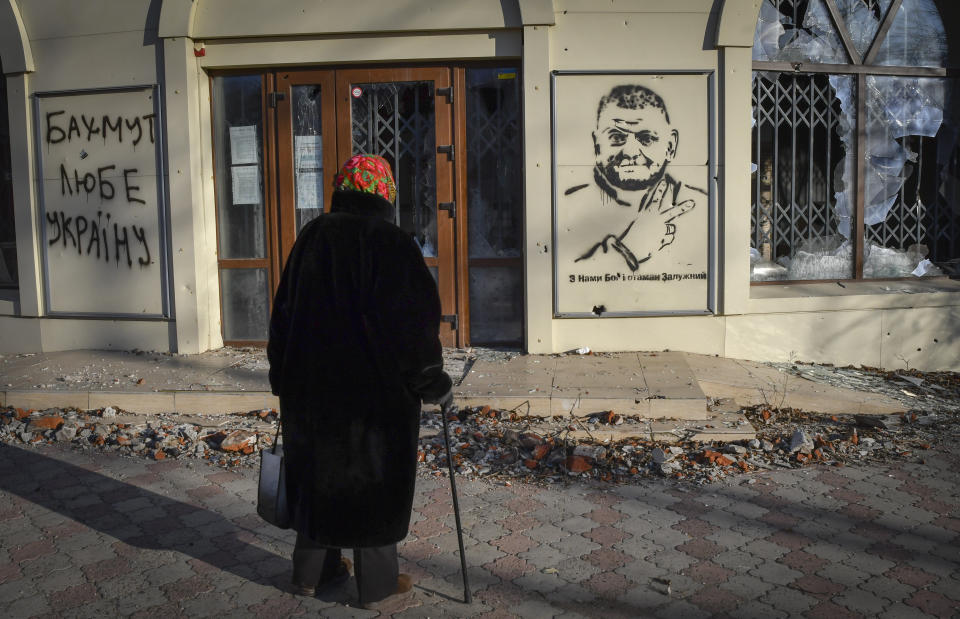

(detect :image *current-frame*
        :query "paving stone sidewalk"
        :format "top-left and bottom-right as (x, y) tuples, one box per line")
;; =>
(1, 440), (958, 618)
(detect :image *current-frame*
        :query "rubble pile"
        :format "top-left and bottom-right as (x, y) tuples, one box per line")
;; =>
(771, 363), (960, 412)
(416, 402), (958, 485)
(2, 362), (958, 484)
(0, 406), (277, 468)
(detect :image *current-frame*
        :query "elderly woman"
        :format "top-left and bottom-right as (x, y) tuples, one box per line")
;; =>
(268, 154), (451, 610)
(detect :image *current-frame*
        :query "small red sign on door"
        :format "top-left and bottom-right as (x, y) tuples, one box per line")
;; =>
(351, 87), (363, 98)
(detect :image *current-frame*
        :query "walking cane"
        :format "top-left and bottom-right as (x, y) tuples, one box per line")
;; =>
(440, 401), (472, 604)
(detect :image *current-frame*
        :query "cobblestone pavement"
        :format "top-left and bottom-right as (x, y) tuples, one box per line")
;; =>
(1, 441), (958, 618)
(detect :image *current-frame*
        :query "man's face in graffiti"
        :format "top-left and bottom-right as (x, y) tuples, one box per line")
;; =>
(594, 102), (678, 192)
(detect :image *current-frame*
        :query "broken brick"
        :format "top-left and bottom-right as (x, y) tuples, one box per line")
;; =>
(218, 430), (255, 452)
(566, 456), (592, 473)
(519, 432), (544, 449)
(27, 415), (64, 431)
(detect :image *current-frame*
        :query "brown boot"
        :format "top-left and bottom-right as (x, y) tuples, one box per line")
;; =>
(360, 573), (415, 610)
(292, 557), (353, 596)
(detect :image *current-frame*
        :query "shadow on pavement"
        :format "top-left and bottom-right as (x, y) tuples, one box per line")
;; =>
(0, 442), (293, 591)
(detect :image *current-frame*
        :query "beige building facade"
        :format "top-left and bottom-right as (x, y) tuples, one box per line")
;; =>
(1, 0), (959, 370)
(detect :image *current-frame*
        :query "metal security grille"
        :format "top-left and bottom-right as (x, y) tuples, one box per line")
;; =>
(751, 0), (958, 280)
(466, 72), (522, 257)
(752, 73), (844, 262)
(465, 68), (524, 345)
(863, 130), (960, 259)
(350, 82), (436, 252)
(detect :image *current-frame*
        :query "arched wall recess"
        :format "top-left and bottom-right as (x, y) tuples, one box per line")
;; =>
(158, 0), (198, 39)
(0, 0), (34, 73)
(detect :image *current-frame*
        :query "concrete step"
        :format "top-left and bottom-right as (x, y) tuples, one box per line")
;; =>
(455, 351), (710, 420)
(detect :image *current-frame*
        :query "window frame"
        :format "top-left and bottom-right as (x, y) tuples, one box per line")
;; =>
(0, 62), (17, 291)
(751, 0), (956, 284)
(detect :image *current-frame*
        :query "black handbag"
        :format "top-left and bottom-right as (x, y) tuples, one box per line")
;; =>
(257, 419), (290, 528)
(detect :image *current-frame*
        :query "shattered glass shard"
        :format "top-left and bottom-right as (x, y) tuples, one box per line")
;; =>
(833, 0), (893, 59)
(872, 0), (946, 68)
(753, 0), (850, 64)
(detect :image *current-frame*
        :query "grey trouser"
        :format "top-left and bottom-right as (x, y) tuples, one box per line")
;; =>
(292, 532), (398, 604)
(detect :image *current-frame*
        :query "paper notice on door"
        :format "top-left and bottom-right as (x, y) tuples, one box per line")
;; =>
(296, 171), (323, 210)
(295, 135), (322, 170)
(229, 126), (258, 165)
(231, 165), (260, 205)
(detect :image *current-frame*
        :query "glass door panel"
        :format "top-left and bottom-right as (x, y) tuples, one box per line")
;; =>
(292, 85), (325, 233)
(464, 67), (524, 345)
(274, 70), (338, 268)
(212, 75), (268, 260)
(219, 268), (270, 341)
(336, 68), (458, 346)
(350, 81), (438, 258)
(211, 73), (274, 345)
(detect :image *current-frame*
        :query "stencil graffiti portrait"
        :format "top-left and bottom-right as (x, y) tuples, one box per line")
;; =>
(553, 73), (713, 316)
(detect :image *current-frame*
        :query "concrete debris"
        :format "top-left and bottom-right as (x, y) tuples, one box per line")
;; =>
(0, 406), (276, 469)
(854, 414), (901, 430)
(55, 425), (77, 442)
(411, 398), (959, 485)
(1, 360), (958, 484)
(651, 448), (672, 464)
(789, 430), (813, 454)
(572, 445), (606, 461)
(772, 363), (960, 412)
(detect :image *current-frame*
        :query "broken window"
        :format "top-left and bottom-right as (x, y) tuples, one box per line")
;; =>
(750, 0), (959, 282)
(0, 60), (17, 289)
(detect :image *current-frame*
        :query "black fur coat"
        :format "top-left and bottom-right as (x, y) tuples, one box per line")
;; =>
(267, 190), (451, 547)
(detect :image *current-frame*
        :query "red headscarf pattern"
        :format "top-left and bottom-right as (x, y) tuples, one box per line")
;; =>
(333, 154), (397, 203)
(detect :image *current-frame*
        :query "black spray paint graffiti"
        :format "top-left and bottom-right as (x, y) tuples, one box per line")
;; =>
(46, 210), (150, 269)
(59, 164), (145, 204)
(568, 84), (703, 273)
(46, 111), (156, 147)
(43, 103), (157, 272)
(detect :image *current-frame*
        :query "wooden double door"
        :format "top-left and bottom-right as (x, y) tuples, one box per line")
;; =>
(270, 67), (465, 346)
(213, 65), (524, 348)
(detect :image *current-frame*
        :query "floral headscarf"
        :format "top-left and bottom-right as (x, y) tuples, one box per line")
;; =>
(332, 154), (397, 203)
